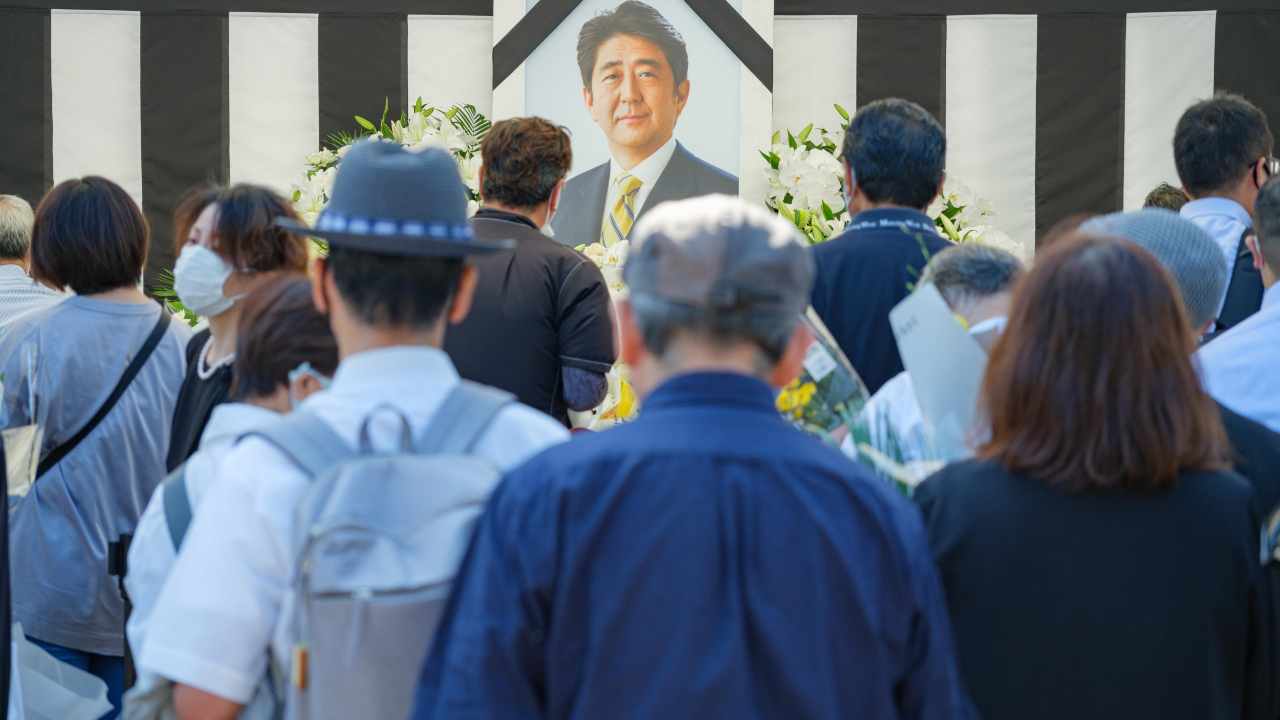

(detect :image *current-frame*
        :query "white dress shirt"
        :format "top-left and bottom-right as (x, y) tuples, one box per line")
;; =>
(1182, 197), (1253, 318)
(125, 402), (282, 657)
(600, 136), (678, 237)
(1197, 284), (1280, 433)
(138, 346), (569, 702)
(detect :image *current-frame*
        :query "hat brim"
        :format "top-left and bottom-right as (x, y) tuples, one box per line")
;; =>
(276, 217), (513, 258)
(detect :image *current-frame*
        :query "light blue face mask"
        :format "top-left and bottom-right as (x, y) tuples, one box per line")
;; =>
(286, 362), (332, 410)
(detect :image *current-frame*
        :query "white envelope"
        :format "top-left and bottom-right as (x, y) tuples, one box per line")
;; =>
(888, 283), (988, 461)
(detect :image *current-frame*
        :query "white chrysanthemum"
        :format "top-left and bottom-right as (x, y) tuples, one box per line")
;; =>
(580, 243), (606, 266)
(459, 154), (482, 192)
(305, 148), (337, 168)
(963, 226), (1029, 262)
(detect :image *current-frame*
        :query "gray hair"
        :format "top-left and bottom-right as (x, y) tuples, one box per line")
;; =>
(0, 195), (34, 261)
(1081, 209), (1227, 329)
(920, 243), (1024, 310)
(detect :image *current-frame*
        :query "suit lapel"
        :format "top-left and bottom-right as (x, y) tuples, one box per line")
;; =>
(636, 143), (694, 224)
(551, 160), (610, 247)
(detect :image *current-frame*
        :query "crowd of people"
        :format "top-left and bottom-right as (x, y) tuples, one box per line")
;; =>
(0, 82), (1277, 720)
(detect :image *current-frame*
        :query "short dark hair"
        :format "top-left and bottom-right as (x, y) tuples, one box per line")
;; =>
(1174, 93), (1273, 197)
(231, 273), (338, 401)
(1256, 176), (1280, 271)
(577, 1), (688, 89)
(31, 176), (148, 294)
(841, 99), (946, 210)
(1143, 182), (1190, 211)
(980, 233), (1229, 491)
(480, 118), (573, 208)
(326, 246), (464, 329)
(921, 244), (1023, 310)
(173, 184), (309, 273)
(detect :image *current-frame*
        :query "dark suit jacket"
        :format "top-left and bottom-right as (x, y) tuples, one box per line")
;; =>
(551, 142), (738, 248)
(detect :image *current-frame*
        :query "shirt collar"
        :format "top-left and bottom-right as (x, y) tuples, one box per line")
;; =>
(198, 402), (281, 448)
(610, 136), (678, 188)
(641, 371), (779, 417)
(846, 207), (940, 236)
(474, 207), (539, 231)
(329, 345), (459, 399)
(1265, 284), (1280, 312)
(0, 264), (31, 280)
(1181, 197), (1253, 228)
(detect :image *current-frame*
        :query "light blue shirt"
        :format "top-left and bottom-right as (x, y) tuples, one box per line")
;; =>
(1197, 284), (1280, 433)
(1181, 197), (1252, 319)
(2, 296), (190, 655)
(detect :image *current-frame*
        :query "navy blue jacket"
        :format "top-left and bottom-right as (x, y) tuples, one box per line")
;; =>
(811, 208), (950, 394)
(413, 372), (973, 720)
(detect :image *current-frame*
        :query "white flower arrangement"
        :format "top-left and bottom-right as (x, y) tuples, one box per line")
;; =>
(291, 98), (491, 225)
(762, 105), (1024, 259)
(577, 240), (629, 300)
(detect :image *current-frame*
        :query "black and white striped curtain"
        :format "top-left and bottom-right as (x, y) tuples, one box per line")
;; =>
(2, 0), (1278, 283)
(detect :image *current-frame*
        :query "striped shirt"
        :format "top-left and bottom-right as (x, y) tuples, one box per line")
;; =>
(0, 264), (64, 330)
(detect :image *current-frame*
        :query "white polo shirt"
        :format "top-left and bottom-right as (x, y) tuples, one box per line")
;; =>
(138, 346), (569, 702)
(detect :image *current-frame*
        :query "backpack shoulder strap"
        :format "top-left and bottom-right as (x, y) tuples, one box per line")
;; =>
(162, 464), (192, 551)
(239, 411), (357, 480)
(37, 310), (171, 478)
(416, 381), (515, 455)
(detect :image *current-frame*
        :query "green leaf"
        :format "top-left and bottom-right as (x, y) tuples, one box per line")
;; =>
(786, 130), (798, 150)
(448, 104), (493, 142)
(797, 123), (814, 143)
(770, 130), (780, 145)
(354, 115), (376, 131)
(379, 97), (390, 131)
(778, 203), (796, 222)
(821, 201), (836, 221)
(834, 103), (850, 122)
(759, 149), (780, 170)
(413, 96), (424, 114)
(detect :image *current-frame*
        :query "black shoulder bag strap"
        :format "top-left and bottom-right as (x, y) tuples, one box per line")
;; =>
(36, 310), (172, 478)
(1217, 226), (1266, 332)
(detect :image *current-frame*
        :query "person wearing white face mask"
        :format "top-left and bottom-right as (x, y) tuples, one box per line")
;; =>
(847, 243), (1023, 466)
(124, 274), (336, 713)
(166, 185), (310, 471)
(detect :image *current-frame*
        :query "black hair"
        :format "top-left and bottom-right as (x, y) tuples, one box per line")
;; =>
(31, 176), (148, 294)
(480, 117), (573, 208)
(1174, 93), (1273, 197)
(231, 274), (338, 401)
(577, 1), (688, 89)
(921, 244), (1023, 310)
(841, 99), (946, 210)
(327, 245), (464, 328)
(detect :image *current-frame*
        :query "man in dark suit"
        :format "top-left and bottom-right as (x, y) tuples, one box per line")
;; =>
(445, 117), (617, 427)
(810, 98), (951, 395)
(551, 0), (737, 249)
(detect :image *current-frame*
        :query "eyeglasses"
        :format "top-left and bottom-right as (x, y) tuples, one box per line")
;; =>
(1259, 157), (1280, 178)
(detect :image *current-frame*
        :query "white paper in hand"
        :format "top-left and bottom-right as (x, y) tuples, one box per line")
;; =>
(888, 283), (988, 461)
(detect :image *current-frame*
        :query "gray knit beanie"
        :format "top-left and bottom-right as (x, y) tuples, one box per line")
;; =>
(1082, 209), (1228, 329)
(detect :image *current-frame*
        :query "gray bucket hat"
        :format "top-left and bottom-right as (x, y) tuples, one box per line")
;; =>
(276, 139), (512, 257)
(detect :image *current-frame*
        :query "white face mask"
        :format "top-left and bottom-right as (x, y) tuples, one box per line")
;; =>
(174, 244), (238, 317)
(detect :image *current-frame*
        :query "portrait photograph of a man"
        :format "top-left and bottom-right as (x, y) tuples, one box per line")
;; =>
(528, 0), (742, 248)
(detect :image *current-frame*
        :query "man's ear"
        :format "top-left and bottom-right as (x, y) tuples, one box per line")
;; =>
(476, 166), (486, 203)
(769, 321), (814, 389)
(311, 257), (330, 314)
(674, 79), (690, 115)
(1247, 234), (1265, 272)
(617, 301), (645, 367)
(448, 265), (478, 325)
(548, 179), (566, 217)
(581, 86), (594, 111)
(842, 162), (856, 210)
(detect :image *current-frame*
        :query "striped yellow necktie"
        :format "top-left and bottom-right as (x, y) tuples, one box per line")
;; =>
(602, 174), (643, 246)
